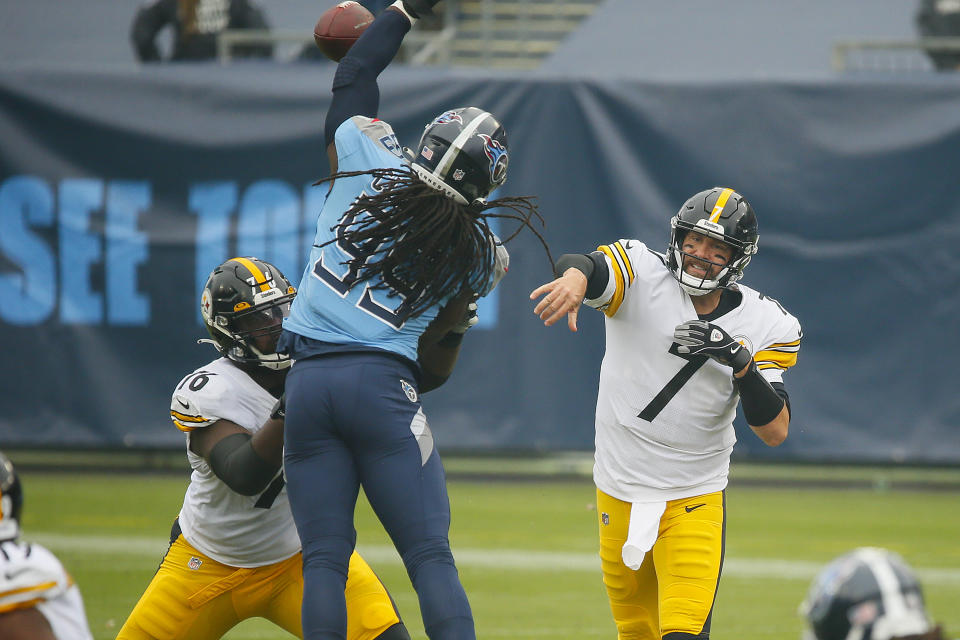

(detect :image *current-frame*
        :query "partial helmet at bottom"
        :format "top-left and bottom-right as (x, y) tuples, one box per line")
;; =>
(800, 547), (938, 640)
(0, 451), (23, 541)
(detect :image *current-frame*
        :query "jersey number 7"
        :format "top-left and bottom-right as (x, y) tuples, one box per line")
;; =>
(637, 346), (708, 421)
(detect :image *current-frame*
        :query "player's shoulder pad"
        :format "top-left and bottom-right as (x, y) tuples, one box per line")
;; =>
(336, 116), (404, 161)
(588, 239), (648, 316)
(740, 286), (802, 373)
(170, 365), (233, 433)
(0, 541), (69, 611)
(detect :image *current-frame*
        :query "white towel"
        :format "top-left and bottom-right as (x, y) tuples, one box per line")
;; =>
(621, 501), (666, 570)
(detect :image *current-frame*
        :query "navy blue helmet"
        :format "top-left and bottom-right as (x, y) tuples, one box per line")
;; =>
(409, 107), (509, 205)
(801, 548), (941, 640)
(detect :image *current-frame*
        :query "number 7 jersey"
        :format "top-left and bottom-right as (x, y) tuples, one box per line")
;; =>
(585, 240), (802, 503)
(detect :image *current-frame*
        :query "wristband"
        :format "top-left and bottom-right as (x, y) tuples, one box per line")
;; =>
(734, 363), (785, 427)
(390, 0), (418, 24)
(437, 331), (465, 348)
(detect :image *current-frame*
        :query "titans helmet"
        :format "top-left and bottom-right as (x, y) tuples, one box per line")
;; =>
(0, 451), (23, 541)
(667, 186), (759, 296)
(200, 257), (296, 371)
(408, 107), (509, 205)
(800, 547), (940, 640)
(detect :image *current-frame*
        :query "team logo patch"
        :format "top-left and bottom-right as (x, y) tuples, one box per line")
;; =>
(400, 379), (418, 403)
(452, 168), (465, 181)
(477, 133), (508, 185)
(733, 335), (754, 354)
(432, 110), (464, 125)
(188, 557), (203, 571)
(601, 512), (609, 526)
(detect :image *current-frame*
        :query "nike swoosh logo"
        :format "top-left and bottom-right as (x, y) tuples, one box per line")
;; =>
(177, 399), (189, 410)
(685, 503), (707, 513)
(729, 345), (740, 354)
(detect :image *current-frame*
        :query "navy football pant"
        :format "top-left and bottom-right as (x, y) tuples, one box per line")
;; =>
(283, 353), (475, 640)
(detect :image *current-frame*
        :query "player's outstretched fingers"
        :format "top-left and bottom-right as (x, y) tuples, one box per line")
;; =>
(530, 281), (559, 315)
(567, 306), (579, 332)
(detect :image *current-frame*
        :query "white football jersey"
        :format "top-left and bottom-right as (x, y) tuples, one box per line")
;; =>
(586, 240), (802, 502)
(0, 539), (94, 640)
(170, 358), (300, 567)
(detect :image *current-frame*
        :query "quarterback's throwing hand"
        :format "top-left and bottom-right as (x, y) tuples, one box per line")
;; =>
(673, 320), (753, 372)
(530, 269), (588, 332)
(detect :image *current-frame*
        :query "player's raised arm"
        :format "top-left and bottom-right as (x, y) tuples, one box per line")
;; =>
(323, 1), (439, 172)
(531, 252), (609, 331)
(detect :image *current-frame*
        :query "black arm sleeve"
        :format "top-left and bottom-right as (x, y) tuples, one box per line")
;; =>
(734, 365), (787, 427)
(554, 252), (609, 300)
(208, 432), (280, 496)
(324, 9), (411, 146)
(130, 0), (174, 62)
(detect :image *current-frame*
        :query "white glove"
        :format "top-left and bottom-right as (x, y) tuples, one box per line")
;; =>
(450, 300), (478, 334)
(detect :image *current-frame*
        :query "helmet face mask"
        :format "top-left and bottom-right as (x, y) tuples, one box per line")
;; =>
(201, 257), (296, 371)
(800, 547), (936, 640)
(409, 107), (509, 205)
(667, 187), (758, 296)
(0, 451), (22, 541)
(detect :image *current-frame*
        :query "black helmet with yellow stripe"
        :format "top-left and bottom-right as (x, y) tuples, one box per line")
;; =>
(0, 450), (23, 541)
(200, 257), (296, 371)
(667, 187), (759, 296)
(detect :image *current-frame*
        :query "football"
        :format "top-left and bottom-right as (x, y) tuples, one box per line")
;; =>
(314, 1), (375, 62)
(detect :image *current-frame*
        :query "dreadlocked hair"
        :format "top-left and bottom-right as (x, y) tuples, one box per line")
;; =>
(313, 165), (554, 321)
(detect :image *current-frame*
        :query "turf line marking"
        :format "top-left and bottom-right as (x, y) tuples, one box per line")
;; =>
(31, 534), (960, 585)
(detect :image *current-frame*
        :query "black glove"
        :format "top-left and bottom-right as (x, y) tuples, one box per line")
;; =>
(673, 320), (753, 371)
(270, 393), (285, 420)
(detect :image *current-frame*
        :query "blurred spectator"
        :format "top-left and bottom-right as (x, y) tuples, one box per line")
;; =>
(916, 0), (960, 70)
(0, 451), (94, 640)
(131, 0), (273, 62)
(800, 547), (946, 640)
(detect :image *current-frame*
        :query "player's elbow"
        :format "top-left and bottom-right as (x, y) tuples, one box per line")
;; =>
(751, 411), (789, 447)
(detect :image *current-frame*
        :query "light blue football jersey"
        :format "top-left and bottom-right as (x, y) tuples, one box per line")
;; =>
(284, 116), (447, 363)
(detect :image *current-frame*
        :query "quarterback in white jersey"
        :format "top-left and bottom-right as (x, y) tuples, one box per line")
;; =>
(118, 257), (409, 640)
(0, 451), (94, 640)
(532, 187), (801, 640)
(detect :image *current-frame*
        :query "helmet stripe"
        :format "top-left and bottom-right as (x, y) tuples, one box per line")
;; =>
(229, 257), (271, 292)
(708, 188), (735, 223)
(433, 111), (494, 180)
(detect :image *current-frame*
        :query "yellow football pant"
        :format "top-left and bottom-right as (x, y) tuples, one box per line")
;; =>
(597, 489), (725, 640)
(117, 534), (399, 640)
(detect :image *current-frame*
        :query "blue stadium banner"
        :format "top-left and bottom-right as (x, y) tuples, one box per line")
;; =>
(1, 66), (958, 462)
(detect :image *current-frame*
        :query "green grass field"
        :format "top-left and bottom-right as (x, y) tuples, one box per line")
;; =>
(17, 461), (960, 640)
